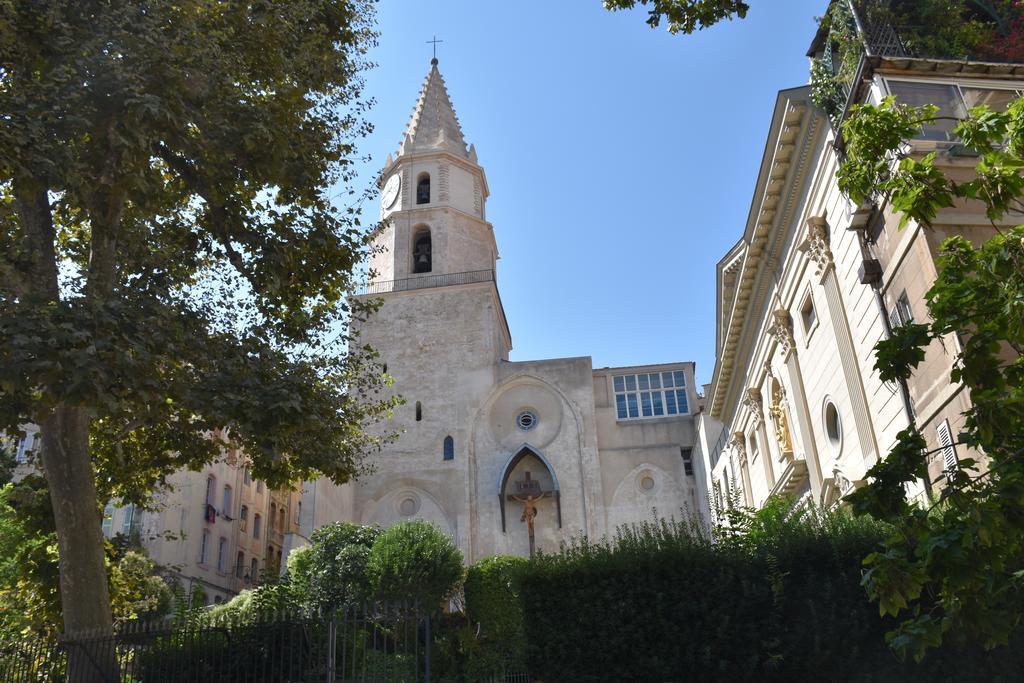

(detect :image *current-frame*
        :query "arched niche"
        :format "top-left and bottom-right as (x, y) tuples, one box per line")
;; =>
(497, 445), (561, 532)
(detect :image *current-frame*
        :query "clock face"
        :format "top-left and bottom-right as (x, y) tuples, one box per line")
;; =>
(381, 173), (401, 209)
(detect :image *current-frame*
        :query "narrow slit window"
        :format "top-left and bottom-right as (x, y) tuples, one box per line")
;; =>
(415, 401), (423, 422)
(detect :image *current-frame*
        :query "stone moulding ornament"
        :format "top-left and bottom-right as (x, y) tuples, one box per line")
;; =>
(800, 213), (834, 280)
(743, 388), (764, 425)
(730, 432), (747, 464)
(768, 308), (796, 359)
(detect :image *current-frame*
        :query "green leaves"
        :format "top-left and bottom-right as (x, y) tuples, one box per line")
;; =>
(873, 322), (932, 384)
(602, 0), (748, 34)
(844, 92), (1024, 658)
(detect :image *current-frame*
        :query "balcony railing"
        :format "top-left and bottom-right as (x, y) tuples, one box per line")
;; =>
(359, 269), (495, 296)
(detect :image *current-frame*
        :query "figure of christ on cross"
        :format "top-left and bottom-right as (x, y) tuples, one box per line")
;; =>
(507, 472), (552, 558)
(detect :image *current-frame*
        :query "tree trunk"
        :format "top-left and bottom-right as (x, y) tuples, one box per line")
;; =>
(39, 406), (113, 637)
(15, 177), (116, 681)
(40, 409), (117, 683)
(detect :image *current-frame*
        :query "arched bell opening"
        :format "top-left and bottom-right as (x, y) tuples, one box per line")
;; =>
(416, 172), (431, 205)
(412, 226), (432, 274)
(497, 445), (561, 533)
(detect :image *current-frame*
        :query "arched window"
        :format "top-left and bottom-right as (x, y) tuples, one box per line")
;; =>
(443, 436), (454, 461)
(269, 503), (276, 530)
(412, 228), (432, 273)
(240, 505), (249, 532)
(222, 484), (232, 516)
(279, 507), (286, 532)
(250, 558), (258, 582)
(416, 401), (423, 422)
(253, 513), (262, 539)
(416, 173), (430, 204)
(235, 551), (245, 578)
(296, 501), (302, 525)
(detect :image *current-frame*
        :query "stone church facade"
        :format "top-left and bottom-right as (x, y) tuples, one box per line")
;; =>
(298, 60), (702, 561)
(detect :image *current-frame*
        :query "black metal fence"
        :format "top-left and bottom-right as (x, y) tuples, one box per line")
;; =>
(0, 603), (440, 682)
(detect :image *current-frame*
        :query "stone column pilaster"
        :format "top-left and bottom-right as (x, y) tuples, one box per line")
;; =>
(743, 388), (776, 488)
(768, 309), (825, 498)
(801, 215), (879, 463)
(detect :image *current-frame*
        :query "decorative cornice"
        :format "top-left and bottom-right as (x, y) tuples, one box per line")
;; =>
(767, 309), (795, 360)
(730, 431), (747, 464)
(709, 89), (822, 419)
(799, 213), (833, 280)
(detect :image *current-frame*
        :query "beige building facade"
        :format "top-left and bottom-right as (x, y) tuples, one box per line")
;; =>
(694, 27), (1024, 519)
(297, 60), (703, 560)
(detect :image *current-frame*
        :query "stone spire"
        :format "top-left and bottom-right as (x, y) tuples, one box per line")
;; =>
(398, 60), (468, 158)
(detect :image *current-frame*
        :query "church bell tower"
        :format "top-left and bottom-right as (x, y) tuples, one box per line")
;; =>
(370, 58), (500, 290)
(350, 60), (512, 559)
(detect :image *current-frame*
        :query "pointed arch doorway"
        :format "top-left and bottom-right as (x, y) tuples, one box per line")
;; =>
(498, 445), (562, 557)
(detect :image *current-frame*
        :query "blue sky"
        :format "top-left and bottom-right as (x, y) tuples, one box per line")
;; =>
(350, 0), (824, 387)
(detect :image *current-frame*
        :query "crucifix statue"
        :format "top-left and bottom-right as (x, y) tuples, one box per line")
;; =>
(507, 471), (551, 558)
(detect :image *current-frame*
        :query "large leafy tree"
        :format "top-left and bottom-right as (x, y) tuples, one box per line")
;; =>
(842, 95), (1024, 659)
(0, 0), (395, 642)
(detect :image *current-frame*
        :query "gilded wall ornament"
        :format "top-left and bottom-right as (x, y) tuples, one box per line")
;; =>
(769, 382), (794, 457)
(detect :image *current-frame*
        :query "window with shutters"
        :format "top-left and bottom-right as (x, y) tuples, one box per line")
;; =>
(937, 419), (958, 474)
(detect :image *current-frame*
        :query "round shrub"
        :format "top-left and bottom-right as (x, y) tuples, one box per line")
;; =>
(367, 520), (463, 608)
(305, 522), (381, 610)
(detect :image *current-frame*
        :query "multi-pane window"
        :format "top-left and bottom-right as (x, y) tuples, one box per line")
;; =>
(253, 513), (262, 539)
(222, 485), (232, 517)
(240, 505), (248, 532)
(887, 80), (1024, 142)
(121, 504), (135, 536)
(15, 431), (38, 463)
(889, 290), (915, 329)
(613, 371), (689, 420)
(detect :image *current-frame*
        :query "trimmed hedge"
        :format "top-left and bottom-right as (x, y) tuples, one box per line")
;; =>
(517, 509), (1024, 682)
(464, 555), (529, 670)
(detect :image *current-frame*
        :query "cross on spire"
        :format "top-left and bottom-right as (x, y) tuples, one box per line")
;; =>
(426, 35), (443, 64)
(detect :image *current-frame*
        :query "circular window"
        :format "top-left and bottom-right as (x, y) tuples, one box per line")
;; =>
(399, 497), (418, 517)
(516, 410), (537, 431)
(639, 476), (656, 491)
(824, 401), (842, 447)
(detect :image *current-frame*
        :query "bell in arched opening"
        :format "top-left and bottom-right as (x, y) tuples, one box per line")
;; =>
(413, 230), (432, 273)
(416, 173), (430, 204)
